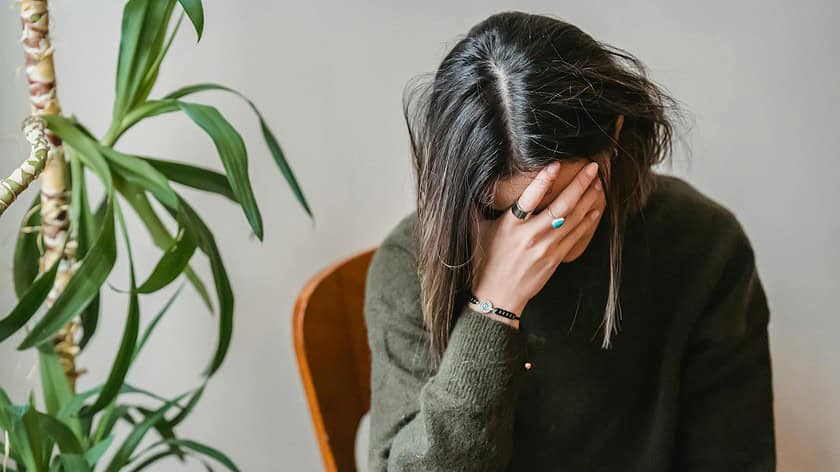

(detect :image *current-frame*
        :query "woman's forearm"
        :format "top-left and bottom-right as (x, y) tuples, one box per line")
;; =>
(368, 305), (527, 471)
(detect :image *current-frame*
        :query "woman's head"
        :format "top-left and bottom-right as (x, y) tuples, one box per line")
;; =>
(404, 11), (686, 363)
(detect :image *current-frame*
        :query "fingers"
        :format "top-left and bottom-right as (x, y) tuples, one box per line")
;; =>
(541, 174), (604, 265)
(513, 162), (562, 214)
(550, 176), (603, 239)
(542, 161), (599, 223)
(553, 207), (601, 259)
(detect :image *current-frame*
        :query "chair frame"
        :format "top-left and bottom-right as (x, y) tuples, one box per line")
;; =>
(293, 247), (378, 472)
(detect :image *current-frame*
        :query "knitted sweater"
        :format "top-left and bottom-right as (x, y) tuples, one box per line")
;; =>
(363, 173), (775, 471)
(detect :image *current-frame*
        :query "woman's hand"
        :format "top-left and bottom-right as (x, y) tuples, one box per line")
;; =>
(471, 161), (604, 328)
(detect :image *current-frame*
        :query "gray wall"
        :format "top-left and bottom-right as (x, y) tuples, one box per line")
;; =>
(1, 1), (837, 470)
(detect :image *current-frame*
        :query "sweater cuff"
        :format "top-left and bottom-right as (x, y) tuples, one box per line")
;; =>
(434, 305), (527, 404)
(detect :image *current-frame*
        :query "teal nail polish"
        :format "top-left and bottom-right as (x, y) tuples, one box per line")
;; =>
(551, 217), (565, 229)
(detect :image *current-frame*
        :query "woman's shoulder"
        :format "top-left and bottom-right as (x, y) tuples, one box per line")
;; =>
(378, 209), (419, 256)
(364, 210), (424, 330)
(642, 173), (749, 238)
(366, 210), (420, 291)
(646, 173), (738, 223)
(642, 175), (770, 349)
(639, 172), (758, 276)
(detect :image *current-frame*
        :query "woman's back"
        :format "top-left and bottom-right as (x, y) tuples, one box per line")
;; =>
(364, 172), (775, 471)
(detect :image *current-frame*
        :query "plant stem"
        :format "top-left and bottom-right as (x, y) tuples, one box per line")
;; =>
(0, 117), (48, 217)
(101, 121), (121, 148)
(20, 0), (81, 390)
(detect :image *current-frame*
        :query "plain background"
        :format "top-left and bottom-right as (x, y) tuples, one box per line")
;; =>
(1, 0), (838, 470)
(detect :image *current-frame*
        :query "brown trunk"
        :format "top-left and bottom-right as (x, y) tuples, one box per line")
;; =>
(20, 0), (82, 390)
(0, 116), (49, 217)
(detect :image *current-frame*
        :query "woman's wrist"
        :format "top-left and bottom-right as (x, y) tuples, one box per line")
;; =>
(468, 287), (526, 329)
(471, 306), (520, 329)
(471, 285), (527, 316)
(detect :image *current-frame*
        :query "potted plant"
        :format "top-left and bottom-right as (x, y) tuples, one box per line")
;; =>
(0, 0), (311, 469)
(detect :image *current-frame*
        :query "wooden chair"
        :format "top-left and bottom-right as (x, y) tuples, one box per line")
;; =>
(293, 247), (378, 472)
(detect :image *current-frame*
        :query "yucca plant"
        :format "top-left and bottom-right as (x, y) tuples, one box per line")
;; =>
(0, 0), (311, 470)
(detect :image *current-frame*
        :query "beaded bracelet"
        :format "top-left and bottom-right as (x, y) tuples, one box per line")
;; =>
(467, 293), (521, 321)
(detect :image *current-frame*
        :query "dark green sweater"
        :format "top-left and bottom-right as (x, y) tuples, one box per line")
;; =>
(363, 173), (775, 471)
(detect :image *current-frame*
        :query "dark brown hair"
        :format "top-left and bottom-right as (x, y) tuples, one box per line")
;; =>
(403, 11), (688, 365)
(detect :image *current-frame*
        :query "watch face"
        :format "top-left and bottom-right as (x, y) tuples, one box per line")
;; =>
(479, 300), (493, 313)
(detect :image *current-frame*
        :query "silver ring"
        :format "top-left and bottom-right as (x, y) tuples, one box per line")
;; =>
(510, 198), (531, 220)
(547, 205), (566, 229)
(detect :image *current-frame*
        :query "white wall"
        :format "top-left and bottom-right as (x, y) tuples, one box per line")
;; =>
(1, 0), (837, 470)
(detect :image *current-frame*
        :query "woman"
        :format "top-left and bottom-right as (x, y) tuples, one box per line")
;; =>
(364, 11), (775, 471)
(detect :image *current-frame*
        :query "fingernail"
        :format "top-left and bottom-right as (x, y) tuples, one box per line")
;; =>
(586, 162), (599, 177)
(590, 209), (601, 219)
(594, 179), (603, 191)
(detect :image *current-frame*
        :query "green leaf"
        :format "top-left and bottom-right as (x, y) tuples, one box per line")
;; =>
(168, 381), (205, 427)
(20, 396), (48, 470)
(0, 390), (38, 471)
(38, 348), (74, 417)
(0, 250), (61, 344)
(137, 227), (196, 294)
(178, 101), (264, 240)
(12, 193), (41, 298)
(37, 347), (83, 441)
(126, 449), (178, 471)
(113, 0), (177, 120)
(115, 99), (180, 142)
(56, 386), (102, 423)
(36, 412), (83, 454)
(142, 157), (237, 202)
(0, 436), (23, 465)
(126, 449), (216, 471)
(133, 11), (184, 116)
(167, 198), (233, 376)
(17, 201), (115, 350)
(176, 0), (204, 41)
(92, 404), (131, 446)
(165, 83), (313, 218)
(257, 112), (312, 216)
(82, 202), (140, 418)
(118, 180), (214, 312)
(120, 384), (190, 409)
(104, 392), (189, 472)
(78, 294), (100, 351)
(185, 266), (213, 312)
(69, 146), (103, 351)
(100, 146), (179, 211)
(133, 284), (183, 361)
(69, 146), (94, 258)
(84, 434), (114, 466)
(59, 453), (93, 471)
(148, 439), (239, 471)
(132, 405), (186, 463)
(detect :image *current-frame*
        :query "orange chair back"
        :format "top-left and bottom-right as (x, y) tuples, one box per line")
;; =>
(293, 247), (377, 472)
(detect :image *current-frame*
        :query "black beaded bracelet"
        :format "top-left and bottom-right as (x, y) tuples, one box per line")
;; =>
(468, 293), (521, 321)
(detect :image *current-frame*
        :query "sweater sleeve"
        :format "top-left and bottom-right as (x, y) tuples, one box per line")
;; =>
(673, 219), (776, 471)
(364, 241), (527, 472)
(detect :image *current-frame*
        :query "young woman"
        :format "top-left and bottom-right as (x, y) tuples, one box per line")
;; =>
(364, 11), (775, 471)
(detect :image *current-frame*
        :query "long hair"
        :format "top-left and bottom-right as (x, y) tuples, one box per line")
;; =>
(403, 11), (688, 365)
